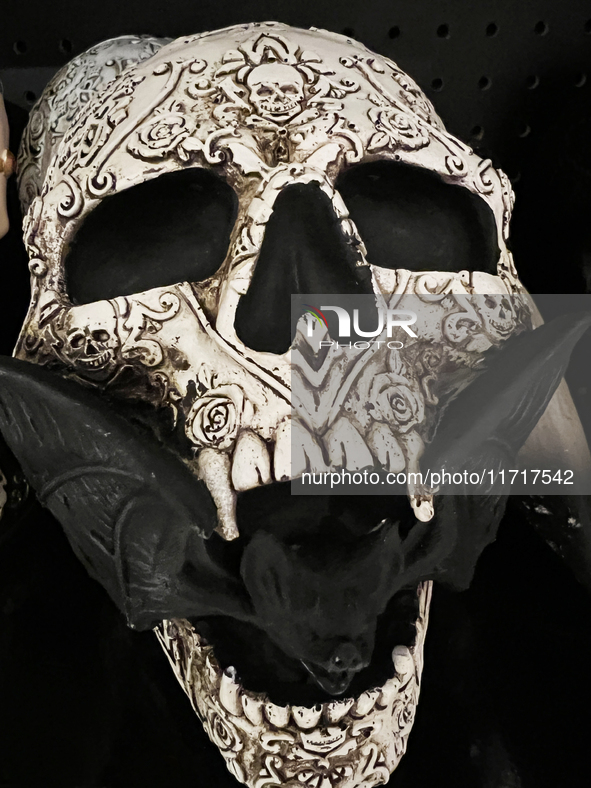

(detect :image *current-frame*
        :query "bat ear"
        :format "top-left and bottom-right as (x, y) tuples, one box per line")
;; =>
(421, 311), (591, 485)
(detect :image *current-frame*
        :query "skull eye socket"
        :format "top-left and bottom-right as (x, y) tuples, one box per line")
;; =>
(63, 168), (238, 305)
(256, 85), (274, 96)
(281, 84), (298, 94)
(91, 329), (110, 343)
(335, 161), (500, 273)
(69, 332), (85, 348)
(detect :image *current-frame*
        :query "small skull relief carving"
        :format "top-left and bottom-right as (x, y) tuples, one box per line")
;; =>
(246, 63), (305, 122)
(477, 295), (519, 340)
(62, 302), (120, 381)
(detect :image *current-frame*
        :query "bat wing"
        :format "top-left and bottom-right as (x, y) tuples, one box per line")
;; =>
(413, 311), (591, 590)
(0, 357), (250, 628)
(422, 311), (591, 487)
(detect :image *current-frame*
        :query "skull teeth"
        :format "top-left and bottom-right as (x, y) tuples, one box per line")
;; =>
(197, 449), (239, 540)
(260, 100), (299, 115)
(272, 419), (292, 482)
(410, 494), (434, 522)
(325, 698), (354, 723)
(489, 318), (514, 335)
(78, 350), (112, 369)
(219, 666), (243, 716)
(264, 701), (291, 727)
(352, 688), (380, 717)
(231, 429), (272, 491)
(292, 705), (323, 729)
(241, 693), (265, 725)
(392, 645), (414, 678)
(214, 639), (412, 730)
(200, 418), (435, 538)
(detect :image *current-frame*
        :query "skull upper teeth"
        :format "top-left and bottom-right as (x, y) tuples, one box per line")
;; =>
(231, 429), (272, 491)
(78, 350), (112, 368)
(195, 413), (437, 537)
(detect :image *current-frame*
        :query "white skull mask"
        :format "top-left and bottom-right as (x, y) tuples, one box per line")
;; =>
(16, 22), (523, 518)
(13, 21), (581, 788)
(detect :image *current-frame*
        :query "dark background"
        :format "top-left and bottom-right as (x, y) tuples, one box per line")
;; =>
(1, 1), (591, 786)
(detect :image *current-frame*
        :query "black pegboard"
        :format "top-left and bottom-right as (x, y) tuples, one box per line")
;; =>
(2, 0), (591, 171)
(3, 0), (591, 296)
(1, 4), (591, 788)
(2, 0), (591, 297)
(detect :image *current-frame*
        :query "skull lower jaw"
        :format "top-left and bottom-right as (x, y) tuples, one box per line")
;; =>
(155, 477), (431, 781)
(72, 349), (116, 379)
(156, 582), (431, 788)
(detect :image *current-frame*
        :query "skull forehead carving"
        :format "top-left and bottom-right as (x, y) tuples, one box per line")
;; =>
(15, 21), (530, 788)
(246, 62), (305, 121)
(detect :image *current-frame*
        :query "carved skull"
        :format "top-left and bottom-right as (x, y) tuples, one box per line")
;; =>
(7, 21), (589, 788)
(246, 62), (305, 121)
(60, 301), (120, 381)
(477, 293), (520, 339)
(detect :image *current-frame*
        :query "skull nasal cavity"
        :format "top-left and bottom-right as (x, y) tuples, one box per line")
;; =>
(235, 183), (373, 354)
